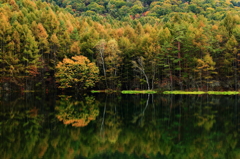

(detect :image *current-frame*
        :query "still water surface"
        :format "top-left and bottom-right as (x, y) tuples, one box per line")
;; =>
(0, 92), (240, 159)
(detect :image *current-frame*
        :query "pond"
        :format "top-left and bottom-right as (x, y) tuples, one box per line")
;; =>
(0, 92), (240, 159)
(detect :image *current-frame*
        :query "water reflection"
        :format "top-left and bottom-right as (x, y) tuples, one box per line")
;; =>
(56, 95), (99, 127)
(0, 93), (240, 158)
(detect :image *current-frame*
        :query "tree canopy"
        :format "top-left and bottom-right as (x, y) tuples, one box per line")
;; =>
(1, 0), (240, 91)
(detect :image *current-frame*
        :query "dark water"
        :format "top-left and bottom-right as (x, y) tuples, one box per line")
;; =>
(1, 92), (240, 159)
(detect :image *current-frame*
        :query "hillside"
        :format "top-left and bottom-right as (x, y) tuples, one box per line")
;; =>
(1, 0), (240, 91)
(45, 0), (240, 21)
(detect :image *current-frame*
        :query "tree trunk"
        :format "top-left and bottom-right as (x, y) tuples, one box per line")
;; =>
(100, 48), (108, 89)
(168, 56), (173, 91)
(178, 41), (182, 90)
(138, 58), (150, 90)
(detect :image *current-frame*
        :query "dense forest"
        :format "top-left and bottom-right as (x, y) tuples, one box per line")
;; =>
(1, 0), (240, 91)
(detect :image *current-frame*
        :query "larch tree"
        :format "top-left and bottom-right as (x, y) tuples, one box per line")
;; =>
(48, 33), (60, 88)
(157, 27), (175, 90)
(194, 53), (216, 90)
(21, 28), (40, 89)
(224, 35), (238, 90)
(0, 12), (14, 85)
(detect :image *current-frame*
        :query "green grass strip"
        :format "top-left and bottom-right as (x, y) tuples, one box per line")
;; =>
(163, 91), (206, 94)
(163, 91), (240, 95)
(207, 91), (240, 95)
(121, 90), (157, 94)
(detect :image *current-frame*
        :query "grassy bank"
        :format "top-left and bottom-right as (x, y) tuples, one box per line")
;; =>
(207, 91), (240, 95)
(163, 91), (240, 95)
(163, 91), (206, 94)
(91, 90), (157, 94)
(91, 90), (240, 95)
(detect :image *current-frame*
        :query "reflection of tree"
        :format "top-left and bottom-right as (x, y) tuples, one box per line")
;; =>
(56, 95), (99, 127)
(1, 94), (240, 159)
(195, 106), (216, 131)
(0, 93), (86, 159)
(0, 100), (43, 159)
(131, 94), (150, 127)
(98, 94), (122, 144)
(168, 95), (240, 159)
(93, 94), (175, 157)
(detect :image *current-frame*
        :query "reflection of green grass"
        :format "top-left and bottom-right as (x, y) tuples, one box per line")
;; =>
(91, 90), (109, 93)
(163, 91), (206, 94)
(22, 90), (37, 93)
(91, 90), (101, 93)
(91, 90), (119, 93)
(163, 91), (240, 95)
(121, 90), (157, 94)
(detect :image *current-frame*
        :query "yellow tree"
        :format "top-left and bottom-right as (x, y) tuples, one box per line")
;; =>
(0, 12), (13, 84)
(224, 35), (238, 90)
(105, 39), (122, 89)
(55, 55), (99, 90)
(96, 39), (122, 89)
(194, 53), (217, 91)
(132, 26), (160, 90)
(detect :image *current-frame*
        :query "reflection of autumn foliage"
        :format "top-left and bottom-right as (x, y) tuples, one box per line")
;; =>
(62, 119), (88, 127)
(195, 114), (216, 131)
(1, 95), (240, 159)
(56, 95), (99, 127)
(99, 115), (122, 144)
(29, 107), (39, 117)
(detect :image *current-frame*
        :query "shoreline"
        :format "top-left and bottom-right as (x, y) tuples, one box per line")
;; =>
(91, 90), (240, 95)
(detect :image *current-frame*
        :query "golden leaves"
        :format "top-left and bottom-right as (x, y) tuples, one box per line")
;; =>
(55, 55), (99, 89)
(50, 33), (60, 46)
(66, 20), (74, 33)
(212, 25), (218, 30)
(216, 34), (222, 42)
(70, 42), (81, 55)
(36, 23), (48, 39)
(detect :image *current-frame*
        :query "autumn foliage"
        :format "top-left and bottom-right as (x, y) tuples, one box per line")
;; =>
(55, 55), (99, 89)
(1, 0), (240, 91)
